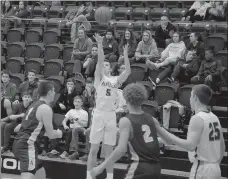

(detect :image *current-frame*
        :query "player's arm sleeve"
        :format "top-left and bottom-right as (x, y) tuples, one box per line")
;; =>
(38, 105), (61, 139)
(94, 41), (105, 88)
(99, 117), (131, 168)
(117, 47), (131, 85)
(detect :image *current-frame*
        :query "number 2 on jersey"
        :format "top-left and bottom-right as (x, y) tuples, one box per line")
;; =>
(106, 89), (111, 96)
(209, 122), (220, 141)
(142, 125), (154, 143)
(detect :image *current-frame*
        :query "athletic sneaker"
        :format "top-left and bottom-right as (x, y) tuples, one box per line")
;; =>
(47, 149), (60, 158)
(1, 146), (10, 154)
(79, 154), (88, 161)
(68, 151), (79, 160)
(59, 151), (69, 159)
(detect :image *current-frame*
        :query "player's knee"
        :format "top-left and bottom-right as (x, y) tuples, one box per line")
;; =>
(89, 144), (100, 156)
(21, 172), (35, 179)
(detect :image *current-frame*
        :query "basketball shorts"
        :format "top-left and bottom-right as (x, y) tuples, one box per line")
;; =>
(13, 139), (43, 174)
(189, 161), (221, 179)
(124, 161), (161, 179)
(90, 108), (117, 146)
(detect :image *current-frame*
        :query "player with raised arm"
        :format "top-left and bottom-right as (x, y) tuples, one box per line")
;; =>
(90, 83), (175, 179)
(86, 33), (131, 179)
(12, 81), (63, 179)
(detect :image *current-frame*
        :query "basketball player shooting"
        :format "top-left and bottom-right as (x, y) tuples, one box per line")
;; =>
(86, 33), (131, 179)
(12, 81), (63, 179)
(153, 84), (226, 179)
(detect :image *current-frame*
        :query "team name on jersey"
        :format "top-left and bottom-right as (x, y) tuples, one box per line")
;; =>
(101, 81), (119, 88)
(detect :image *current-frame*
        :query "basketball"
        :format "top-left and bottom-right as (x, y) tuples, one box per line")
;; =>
(95, 6), (112, 24)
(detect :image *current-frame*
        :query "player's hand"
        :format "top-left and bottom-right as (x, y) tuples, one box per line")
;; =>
(56, 129), (63, 138)
(59, 103), (66, 110)
(90, 165), (103, 178)
(123, 44), (129, 54)
(63, 125), (69, 130)
(93, 33), (104, 44)
(20, 113), (25, 118)
(205, 75), (212, 81)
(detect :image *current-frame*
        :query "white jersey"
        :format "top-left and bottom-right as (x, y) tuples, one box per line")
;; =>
(188, 111), (222, 163)
(95, 75), (119, 112)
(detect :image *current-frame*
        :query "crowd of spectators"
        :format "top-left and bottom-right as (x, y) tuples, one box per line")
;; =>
(1, 0), (227, 161)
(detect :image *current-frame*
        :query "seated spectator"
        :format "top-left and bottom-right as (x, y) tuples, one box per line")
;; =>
(133, 30), (159, 64)
(118, 29), (137, 64)
(13, 1), (28, 27)
(1, 70), (17, 102)
(71, 27), (93, 74)
(68, 2), (94, 42)
(82, 77), (96, 111)
(1, 0), (15, 33)
(181, 1), (212, 22)
(54, 78), (80, 114)
(169, 50), (200, 84)
(102, 29), (119, 63)
(48, 96), (88, 159)
(147, 32), (186, 70)
(191, 46), (222, 92)
(207, 1), (227, 21)
(14, 70), (38, 104)
(83, 44), (98, 78)
(155, 15), (176, 48)
(187, 32), (205, 63)
(1, 91), (32, 154)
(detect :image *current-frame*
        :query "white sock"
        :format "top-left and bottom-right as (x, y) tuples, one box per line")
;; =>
(87, 171), (92, 179)
(107, 173), (113, 179)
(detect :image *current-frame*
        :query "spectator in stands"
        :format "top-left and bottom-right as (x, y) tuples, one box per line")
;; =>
(1, 92), (13, 150)
(14, 70), (38, 104)
(83, 44), (98, 78)
(14, 1), (28, 18)
(118, 29), (137, 64)
(82, 77), (96, 111)
(68, 2), (94, 42)
(71, 27), (93, 74)
(181, 1), (212, 22)
(187, 32), (205, 63)
(191, 46), (222, 91)
(54, 78), (80, 114)
(1, 91), (32, 154)
(169, 50), (200, 84)
(32, 77), (46, 101)
(103, 29), (119, 63)
(1, 70), (17, 102)
(133, 30), (159, 64)
(1, 0), (14, 33)
(207, 1), (227, 21)
(60, 96), (88, 159)
(155, 15), (176, 48)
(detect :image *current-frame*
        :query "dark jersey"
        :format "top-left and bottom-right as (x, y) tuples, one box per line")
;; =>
(16, 100), (47, 145)
(1, 98), (8, 118)
(127, 112), (160, 163)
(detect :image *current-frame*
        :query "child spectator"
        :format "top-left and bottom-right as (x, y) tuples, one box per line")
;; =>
(118, 29), (137, 64)
(102, 29), (119, 62)
(134, 30), (159, 64)
(82, 77), (96, 111)
(1, 91), (32, 154)
(169, 50), (200, 84)
(191, 46), (222, 91)
(1, 0), (15, 33)
(1, 70), (17, 102)
(83, 44), (98, 78)
(155, 15), (176, 48)
(61, 96), (88, 159)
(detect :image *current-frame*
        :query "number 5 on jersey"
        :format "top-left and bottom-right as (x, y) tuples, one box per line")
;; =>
(106, 89), (111, 96)
(142, 125), (154, 143)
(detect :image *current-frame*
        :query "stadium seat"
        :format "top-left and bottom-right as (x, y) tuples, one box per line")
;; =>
(46, 18), (66, 29)
(7, 42), (25, 58)
(115, 20), (134, 34)
(63, 1), (77, 6)
(6, 57), (24, 74)
(24, 58), (44, 74)
(46, 75), (64, 93)
(46, 6), (64, 18)
(138, 81), (154, 99)
(214, 22), (227, 34)
(191, 22), (212, 33)
(64, 60), (78, 75)
(133, 21), (153, 39)
(31, 5), (49, 17)
(26, 5), (34, 18)
(64, 6), (79, 17)
(164, 1), (180, 8)
(73, 73), (86, 93)
(10, 73), (25, 87)
(25, 28), (43, 44)
(132, 8), (150, 21)
(173, 21), (191, 33)
(126, 64), (146, 84)
(1, 56), (6, 70)
(28, 17), (46, 28)
(25, 43), (44, 60)
(7, 28), (24, 43)
(63, 44), (74, 62)
(43, 29), (61, 45)
(169, 8), (187, 22)
(204, 34), (227, 52)
(53, 113), (65, 127)
(179, 84), (195, 108)
(146, 1), (162, 8)
(215, 50), (228, 68)
(95, 1), (108, 7)
(1, 41), (6, 56)
(155, 83), (178, 106)
(148, 67), (167, 83)
(112, 1), (128, 8)
(183, 1), (193, 8)
(44, 59), (63, 77)
(142, 100), (158, 118)
(150, 8), (169, 21)
(128, 1), (146, 8)
(44, 43), (63, 61)
(115, 7), (133, 20)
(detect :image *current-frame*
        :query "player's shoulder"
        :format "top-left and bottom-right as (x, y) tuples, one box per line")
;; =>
(4, 98), (11, 106)
(119, 117), (131, 128)
(37, 103), (52, 113)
